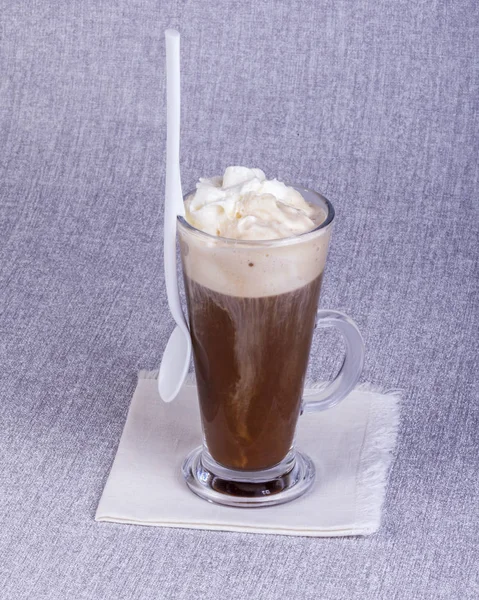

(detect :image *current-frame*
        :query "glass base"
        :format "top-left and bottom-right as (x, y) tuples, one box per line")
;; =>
(182, 447), (315, 508)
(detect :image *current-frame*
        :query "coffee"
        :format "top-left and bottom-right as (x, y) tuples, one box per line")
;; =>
(185, 273), (323, 470)
(179, 168), (330, 473)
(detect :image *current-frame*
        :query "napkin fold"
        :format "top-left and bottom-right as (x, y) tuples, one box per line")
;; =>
(96, 372), (399, 537)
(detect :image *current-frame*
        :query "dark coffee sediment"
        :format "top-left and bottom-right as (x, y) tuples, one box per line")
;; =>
(184, 273), (323, 471)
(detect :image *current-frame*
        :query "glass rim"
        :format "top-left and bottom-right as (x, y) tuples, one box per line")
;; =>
(176, 183), (335, 247)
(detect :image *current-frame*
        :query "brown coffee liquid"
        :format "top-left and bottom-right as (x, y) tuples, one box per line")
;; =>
(184, 273), (323, 471)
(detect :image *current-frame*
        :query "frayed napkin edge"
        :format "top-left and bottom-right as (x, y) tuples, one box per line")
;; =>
(353, 384), (401, 533)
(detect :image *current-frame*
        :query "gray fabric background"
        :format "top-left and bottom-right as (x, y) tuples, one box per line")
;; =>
(1, 1), (477, 598)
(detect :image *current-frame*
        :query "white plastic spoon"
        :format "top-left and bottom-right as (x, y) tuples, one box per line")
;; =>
(158, 29), (191, 402)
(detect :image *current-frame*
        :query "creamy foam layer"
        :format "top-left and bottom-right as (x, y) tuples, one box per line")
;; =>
(179, 229), (330, 298)
(179, 168), (331, 298)
(184, 167), (324, 240)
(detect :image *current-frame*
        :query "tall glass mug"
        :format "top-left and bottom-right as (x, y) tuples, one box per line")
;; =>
(178, 186), (364, 507)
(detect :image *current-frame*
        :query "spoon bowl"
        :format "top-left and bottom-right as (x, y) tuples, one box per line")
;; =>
(158, 323), (191, 402)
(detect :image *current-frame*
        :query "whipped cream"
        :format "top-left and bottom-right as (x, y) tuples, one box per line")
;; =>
(184, 166), (324, 240)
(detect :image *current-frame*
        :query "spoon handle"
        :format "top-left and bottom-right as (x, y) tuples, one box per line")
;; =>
(165, 29), (185, 217)
(165, 29), (187, 328)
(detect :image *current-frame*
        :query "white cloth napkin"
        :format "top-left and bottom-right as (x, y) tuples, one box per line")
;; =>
(96, 371), (400, 537)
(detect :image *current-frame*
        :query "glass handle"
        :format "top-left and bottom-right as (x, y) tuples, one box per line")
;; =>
(302, 310), (365, 414)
